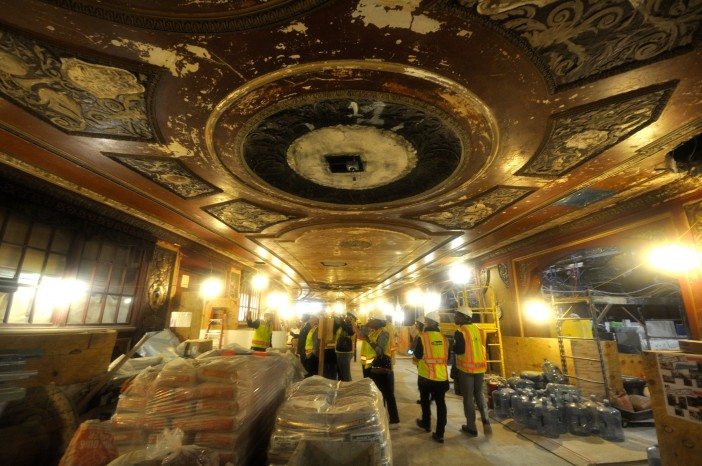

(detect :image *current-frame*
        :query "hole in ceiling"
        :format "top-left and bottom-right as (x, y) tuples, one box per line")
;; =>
(554, 188), (614, 208)
(325, 153), (365, 173)
(321, 260), (347, 267)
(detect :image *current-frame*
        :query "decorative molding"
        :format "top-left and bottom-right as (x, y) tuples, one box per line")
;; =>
(635, 117), (702, 158)
(203, 199), (297, 233)
(497, 262), (511, 288)
(40, 0), (333, 33)
(413, 186), (534, 230)
(518, 82), (676, 177)
(0, 27), (157, 140)
(685, 200), (702, 251)
(107, 153), (221, 199)
(476, 176), (701, 263)
(455, 0), (702, 90)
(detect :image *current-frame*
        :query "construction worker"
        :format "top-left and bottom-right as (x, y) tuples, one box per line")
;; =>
(334, 311), (357, 381)
(246, 310), (274, 351)
(414, 311), (449, 443)
(358, 310), (400, 428)
(454, 305), (489, 436)
(304, 315), (320, 376)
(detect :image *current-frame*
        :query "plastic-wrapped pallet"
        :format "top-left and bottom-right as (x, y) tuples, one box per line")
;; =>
(268, 376), (393, 466)
(111, 353), (297, 465)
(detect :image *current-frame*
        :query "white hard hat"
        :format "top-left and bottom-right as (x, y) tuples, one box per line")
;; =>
(425, 311), (441, 324)
(457, 306), (473, 318)
(369, 309), (386, 321)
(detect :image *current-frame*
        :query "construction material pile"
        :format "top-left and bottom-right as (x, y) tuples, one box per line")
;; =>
(268, 376), (392, 466)
(111, 352), (298, 465)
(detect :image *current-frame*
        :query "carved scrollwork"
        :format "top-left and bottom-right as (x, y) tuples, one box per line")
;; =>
(107, 153), (221, 199)
(203, 199), (297, 233)
(145, 247), (176, 312)
(497, 263), (511, 288)
(413, 186), (533, 230)
(518, 82), (675, 177)
(457, 0), (702, 90)
(0, 27), (155, 140)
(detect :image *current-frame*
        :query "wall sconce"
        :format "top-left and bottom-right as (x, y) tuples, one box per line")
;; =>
(251, 273), (269, 291)
(648, 243), (700, 274)
(200, 276), (224, 300)
(524, 298), (552, 323)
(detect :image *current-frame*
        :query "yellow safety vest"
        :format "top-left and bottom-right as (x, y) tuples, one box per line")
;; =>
(305, 325), (318, 356)
(360, 328), (389, 368)
(417, 331), (448, 381)
(456, 324), (487, 374)
(251, 320), (272, 349)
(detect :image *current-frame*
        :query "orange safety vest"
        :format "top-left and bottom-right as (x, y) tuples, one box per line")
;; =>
(416, 331), (448, 381)
(455, 324), (487, 374)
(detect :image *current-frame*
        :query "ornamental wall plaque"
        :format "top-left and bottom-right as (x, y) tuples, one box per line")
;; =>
(518, 82), (676, 177)
(455, 0), (702, 90)
(412, 186), (534, 230)
(107, 153), (221, 199)
(0, 27), (157, 140)
(203, 199), (297, 233)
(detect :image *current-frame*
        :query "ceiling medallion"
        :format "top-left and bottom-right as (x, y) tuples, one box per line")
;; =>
(241, 95), (462, 204)
(206, 60), (498, 209)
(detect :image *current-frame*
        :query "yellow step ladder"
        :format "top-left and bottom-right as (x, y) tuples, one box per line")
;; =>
(459, 285), (506, 378)
(204, 307), (227, 349)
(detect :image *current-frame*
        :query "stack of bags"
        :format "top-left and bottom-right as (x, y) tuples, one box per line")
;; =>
(268, 376), (392, 465)
(111, 353), (296, 465)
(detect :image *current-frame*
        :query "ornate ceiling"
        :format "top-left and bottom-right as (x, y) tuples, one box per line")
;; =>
(0, 0), (700, 302)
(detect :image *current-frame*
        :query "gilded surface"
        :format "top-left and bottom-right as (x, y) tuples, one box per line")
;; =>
(204, 200), (295, 233)
(460, 0), (702, 88)
(519, 83), (674, 177)
(108, 154), (221, 199)
(0, 28), (154, 139)
(415, 186), (533, 230)
(143, 247), (176, 330)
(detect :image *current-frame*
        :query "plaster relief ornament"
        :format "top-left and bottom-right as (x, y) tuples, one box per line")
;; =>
(518, 83), (675, 177)
(414, 186), (533, 230)
(458, 0), (702, 90)
(108, 154), (221, 199)
(203, 200), (296, 233)
(0, 28), (155, 139)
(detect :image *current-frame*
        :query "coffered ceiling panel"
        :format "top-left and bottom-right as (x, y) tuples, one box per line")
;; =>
(0, 0), (699, 301)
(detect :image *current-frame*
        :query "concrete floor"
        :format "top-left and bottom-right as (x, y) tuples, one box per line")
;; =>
(351, 357), (655, 466)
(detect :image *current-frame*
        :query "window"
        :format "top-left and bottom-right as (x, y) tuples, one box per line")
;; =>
(0, 208), (145, 326)
(238, 282), (261, 321)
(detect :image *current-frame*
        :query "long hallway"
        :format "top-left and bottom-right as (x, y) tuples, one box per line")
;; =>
(360, 358), (654, 466)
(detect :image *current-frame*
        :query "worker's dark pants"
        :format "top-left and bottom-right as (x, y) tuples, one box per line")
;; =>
(336, 352), (353, 381)
(457, 370), (487, 430)
(362, 366), (371, 378)
(369, 370), (400, 424)
(323, 348), (338, 380)
(419, 376), (450, 437)
(305, 354), (319, 377)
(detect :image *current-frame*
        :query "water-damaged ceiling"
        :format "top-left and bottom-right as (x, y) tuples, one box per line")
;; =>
(0, 0), (700, 302)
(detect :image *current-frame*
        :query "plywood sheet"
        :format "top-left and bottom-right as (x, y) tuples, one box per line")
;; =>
(0, 330), (117, 387)
(503, 336), (575, 377)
